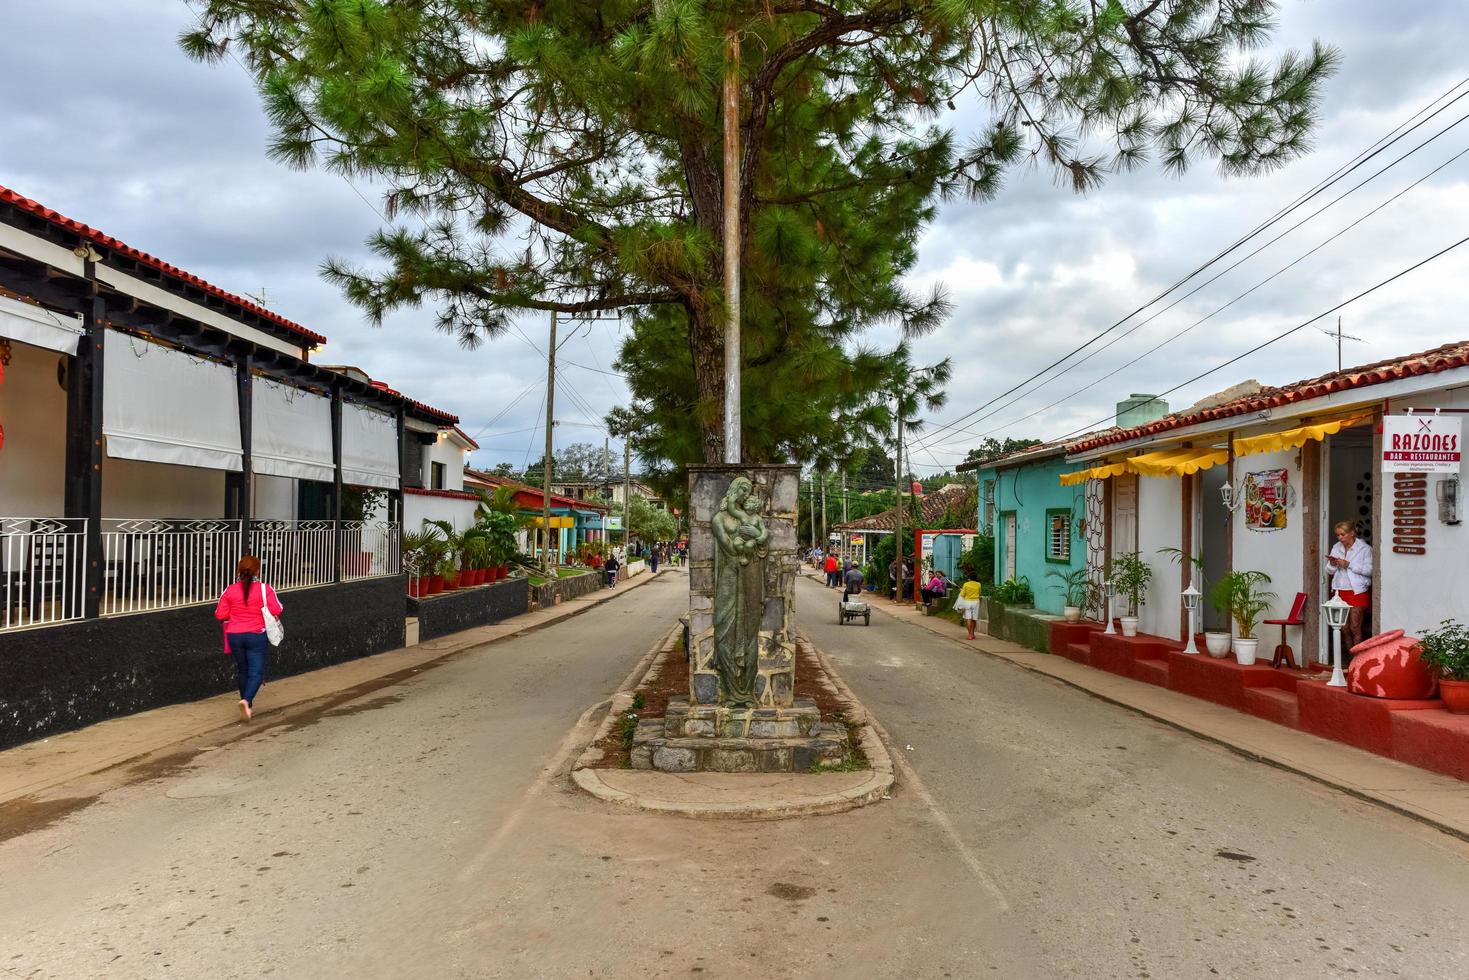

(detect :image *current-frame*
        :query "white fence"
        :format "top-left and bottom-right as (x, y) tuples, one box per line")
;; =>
(1, 517), (401, 631)
(0, 518), (88, 630)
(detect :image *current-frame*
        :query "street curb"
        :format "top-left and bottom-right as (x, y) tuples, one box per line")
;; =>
(865, 589), (1469, 844)
(570, 629), (895, 821)
(0, 568), (675, 807)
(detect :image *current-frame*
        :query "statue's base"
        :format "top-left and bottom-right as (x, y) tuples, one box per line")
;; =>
(630, 697), (845, 773)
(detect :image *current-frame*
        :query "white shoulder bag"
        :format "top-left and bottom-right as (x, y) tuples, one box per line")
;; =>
(259, 584), (284, 647)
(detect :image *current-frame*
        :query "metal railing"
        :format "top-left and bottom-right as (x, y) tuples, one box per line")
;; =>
(0, 518), (88, 631)
(343, 521), (400, 579)
(101, 519), (243, 617)
(250, 519), (337, 592)
(3, 517), (404, 631)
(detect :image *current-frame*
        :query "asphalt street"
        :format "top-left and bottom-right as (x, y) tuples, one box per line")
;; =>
(1, 570), (1466, 979)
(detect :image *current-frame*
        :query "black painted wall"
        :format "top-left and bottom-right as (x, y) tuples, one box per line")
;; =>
(408, 578), (530, 642)
(0, 576), (406, 750)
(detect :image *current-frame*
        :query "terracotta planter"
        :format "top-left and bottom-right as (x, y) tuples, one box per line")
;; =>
(1438, 678), (1469, 714)
(1348, 630), (1439, 700)
(442, 572), (459, 591)
(474, 569), (488, 585)
(489, 566), (503, 582)
(498, 564), (510, 580)
(425, 576), (443, 595)
(406, 578), (422, 598)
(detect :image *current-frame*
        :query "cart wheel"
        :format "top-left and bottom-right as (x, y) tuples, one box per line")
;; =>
(838, 607), (844, 625)
(864, 611), (870, 626)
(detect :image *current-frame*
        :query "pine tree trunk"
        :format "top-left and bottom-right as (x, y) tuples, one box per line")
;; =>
(688, 299), (727, 464)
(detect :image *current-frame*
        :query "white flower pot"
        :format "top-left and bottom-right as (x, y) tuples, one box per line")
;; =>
(1204, 632), (1232, 658)
(1119, 616), (1140, 637)
(1063, 606), (1082, 623)
(1232, 637), (1260, 666)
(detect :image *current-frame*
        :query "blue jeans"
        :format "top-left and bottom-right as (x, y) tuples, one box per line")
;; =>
(228, 631), (269, 705)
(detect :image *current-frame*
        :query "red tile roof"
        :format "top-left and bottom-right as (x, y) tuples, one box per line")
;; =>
(451, 425), (479, 449)
(0, 182), (327, 346)
(464, 470), (609, 512)
(1069, 340), (1469, 454)
(834, 484), (971, 532)
(404, 487), (480, 501)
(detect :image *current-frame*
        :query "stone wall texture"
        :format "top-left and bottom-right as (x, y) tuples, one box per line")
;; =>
(409, 578), (530, 642)
(0, 575), (406, 750)
(687, 464), (801, 708)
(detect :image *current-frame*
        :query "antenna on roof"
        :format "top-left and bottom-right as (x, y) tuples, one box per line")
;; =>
(1317, 316), (1364, 373)
(243, 287), (272, 308)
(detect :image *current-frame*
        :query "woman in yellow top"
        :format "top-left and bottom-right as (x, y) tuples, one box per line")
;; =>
(953, 573), (983, 640)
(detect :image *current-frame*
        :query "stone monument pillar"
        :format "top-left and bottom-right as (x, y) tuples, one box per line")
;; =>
(686, 464), (800, 711)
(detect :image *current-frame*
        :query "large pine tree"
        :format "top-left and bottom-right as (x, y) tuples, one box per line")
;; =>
(185, 1), (1335, 465)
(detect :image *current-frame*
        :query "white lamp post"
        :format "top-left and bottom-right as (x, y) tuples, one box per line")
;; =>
(1103, 578), (1118, 635)
(1322, 591), (1351, 688)
(1181, 583), (1202, 654)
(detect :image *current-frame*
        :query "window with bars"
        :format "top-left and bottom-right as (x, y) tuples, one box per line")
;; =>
(983, 481), (995, 530)
(1046, 510), (1071, 563)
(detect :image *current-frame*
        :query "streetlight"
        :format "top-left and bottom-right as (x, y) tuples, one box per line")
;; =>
(1322, 591), (1351, 688)
(1103, 578), (1118, 635)
(1181, 583), (1202, 654)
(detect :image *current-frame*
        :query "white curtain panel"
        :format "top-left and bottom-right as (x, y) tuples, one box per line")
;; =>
(252, 378), (335, 482)
(103, 333), (242, 471)
(342, 402), (400, 489)
(0, 294), (84, 355)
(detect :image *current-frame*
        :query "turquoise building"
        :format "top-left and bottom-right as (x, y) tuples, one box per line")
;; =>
(960, 442), (1086, 616)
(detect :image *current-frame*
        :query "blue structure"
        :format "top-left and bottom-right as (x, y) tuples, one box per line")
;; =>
(960, 443), (1086, 615)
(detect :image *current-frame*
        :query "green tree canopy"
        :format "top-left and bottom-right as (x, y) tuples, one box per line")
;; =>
(185, 1), (1335, 466)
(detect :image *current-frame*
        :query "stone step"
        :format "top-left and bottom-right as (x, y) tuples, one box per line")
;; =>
(631, 726), (847, 773)
(663, 697), (823, 739)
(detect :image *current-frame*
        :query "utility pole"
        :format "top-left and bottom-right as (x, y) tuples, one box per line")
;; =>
(820, 471), (827, 551)
(722, 29), (742, 465)
(842, 472), (848, 524)
(623, 440), (631, 554)
(542, 311), (557, 574)
(894, 411), (905, 603)
(809, 475), (817, 551)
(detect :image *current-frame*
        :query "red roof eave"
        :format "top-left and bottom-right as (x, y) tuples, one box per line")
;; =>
(0, 183), (327, 347)
(1068, 341), (1469, 455)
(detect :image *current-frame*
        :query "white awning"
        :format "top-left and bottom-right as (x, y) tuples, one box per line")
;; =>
(103, 333), (243, 471)
(0, 294), (84, 355)
(342, 402), (400, 489)
(252, 378), (335, 483)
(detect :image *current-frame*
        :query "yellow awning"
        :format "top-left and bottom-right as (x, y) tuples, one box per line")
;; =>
(530, 515), (576, 529)
(1232, 411), (1374, 458)
(1059, 461), (1129, 486)
(1126, 445), (1228, 478)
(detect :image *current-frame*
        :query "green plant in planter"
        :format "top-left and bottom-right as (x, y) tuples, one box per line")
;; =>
(1209, 570), (1275, 639)
(399, 528), (439, 578)
(1047, 567), (1090, 609)
(992, 577), (1034, 605)
(1107, 552), (1152, 616)
(417, 534), (448, 577)
(1414, 619), (1469, 680)
(462, 536), (491, 573)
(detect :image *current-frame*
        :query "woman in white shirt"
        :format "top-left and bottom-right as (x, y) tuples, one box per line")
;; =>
(1325, 520), (1373, 655)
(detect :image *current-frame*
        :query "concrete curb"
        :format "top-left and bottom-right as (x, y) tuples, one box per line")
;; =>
(0, 567), (675, 807)
(864, 587), (1469, 844)
(570, 629), (895, 821)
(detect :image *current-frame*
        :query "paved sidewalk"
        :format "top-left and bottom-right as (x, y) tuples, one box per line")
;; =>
(0, 568), (672, 806)
(865, 588), (1469, 841)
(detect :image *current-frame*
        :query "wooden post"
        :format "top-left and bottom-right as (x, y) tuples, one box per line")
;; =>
(722, 29), (741, 464)
(331, 381), (344, 583)
(543, 311), (557, 573)
(64, 293), (106, 618)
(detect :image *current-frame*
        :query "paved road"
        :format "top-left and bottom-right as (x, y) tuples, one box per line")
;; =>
(3, 571), (1467, 978)
(797, 574), (1469, 978)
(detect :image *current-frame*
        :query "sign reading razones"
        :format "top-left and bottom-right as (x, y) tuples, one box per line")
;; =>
(1383, 414), (1463, 473)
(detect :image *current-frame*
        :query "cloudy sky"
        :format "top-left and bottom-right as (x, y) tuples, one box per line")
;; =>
(3, 1), (1467, 481)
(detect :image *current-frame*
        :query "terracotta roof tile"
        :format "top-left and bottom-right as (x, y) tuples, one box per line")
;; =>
(1068, 340), (1469, 454)
(0, 182), (327, 346)
(833, 484), (972, 532)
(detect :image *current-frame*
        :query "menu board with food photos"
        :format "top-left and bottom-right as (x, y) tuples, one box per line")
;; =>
(1243, 468), (1289, 532)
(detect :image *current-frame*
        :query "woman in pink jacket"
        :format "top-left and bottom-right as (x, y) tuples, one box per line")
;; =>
(214, 555), (283, 721)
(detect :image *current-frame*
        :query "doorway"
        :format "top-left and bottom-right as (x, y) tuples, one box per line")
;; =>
(1321, 425), (1375, 659)
(1200, 465), (1230, 630)
(1001, 513), (1017, 581)
(1112, 474), (1138, 557)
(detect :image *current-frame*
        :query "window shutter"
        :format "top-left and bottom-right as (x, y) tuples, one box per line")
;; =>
(403, 438), (425, 488)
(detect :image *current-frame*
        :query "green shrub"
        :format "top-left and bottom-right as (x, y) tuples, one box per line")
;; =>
(1415, 619), (1469, 680)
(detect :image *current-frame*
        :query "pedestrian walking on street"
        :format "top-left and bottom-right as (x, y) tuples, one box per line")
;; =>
(604, 552), (621, 588)
(953, 572), (982, 641)
(214, 555), (283, 722)
(649, 547), (660, 574)
(824, 553), (840, 587)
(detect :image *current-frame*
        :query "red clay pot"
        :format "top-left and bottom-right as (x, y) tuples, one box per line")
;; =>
(474, 569), (487, 585)
(423, 576), (441, 595)
(407, 578), (422, 598)
(1440, 679), (1469, 714)
(1347, 630), (1438, 700)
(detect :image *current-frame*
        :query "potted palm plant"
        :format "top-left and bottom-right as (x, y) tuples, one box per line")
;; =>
(1107, 552), (1152, 637)
(400, 529), (438, 597)
(1047, 567), (1090, 622)
(1414, 619), (1469, 713)
(462, 537), (490, 586)
(419, 536), (448, 594)
(1210, 570), (1275, 665)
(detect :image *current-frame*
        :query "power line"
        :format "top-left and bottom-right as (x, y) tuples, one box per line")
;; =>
(916, 74), (1469, 449)
(919, 136), (1469, 453)
(1044, 232), (1469, 447)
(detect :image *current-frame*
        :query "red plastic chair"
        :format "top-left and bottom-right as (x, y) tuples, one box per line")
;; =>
(1263, 592), (1308, 669)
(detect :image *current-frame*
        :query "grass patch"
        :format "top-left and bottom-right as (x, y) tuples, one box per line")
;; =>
(618, 711), (640, 749)
(631, 691), (646, 711)
(809, 758), (867, 773)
